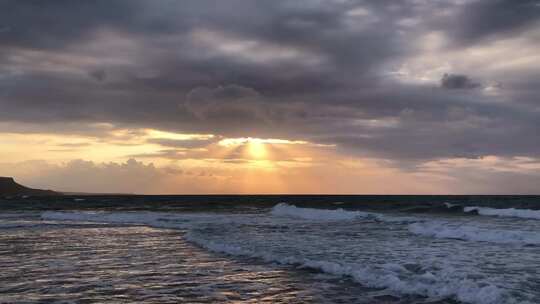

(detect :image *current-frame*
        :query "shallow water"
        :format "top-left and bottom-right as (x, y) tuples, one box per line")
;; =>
(1, 196), (539, 303)
(0, 216), (455, 304)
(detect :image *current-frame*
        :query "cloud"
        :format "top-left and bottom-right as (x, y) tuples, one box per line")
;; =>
(2, 154), (540, 194)
(0, 159), (221, 194)
(88, 69), (106, 82)
(443, 0), (540, 46)
(184, 84), (266, 122)
(146, 138), (214, 149)
(440, 73), (481, 89)
(0, 0), (539, 185)
(418, 156), (540, 194)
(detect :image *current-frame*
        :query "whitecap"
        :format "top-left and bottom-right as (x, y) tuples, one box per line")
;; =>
(464, 206), (540, 220)
(185, 232), (508, 304)
(270, 203), (416, 223)
(408, 221), (540, 245)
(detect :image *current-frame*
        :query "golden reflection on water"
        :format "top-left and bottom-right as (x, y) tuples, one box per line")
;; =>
(0, 225), (343, 303)
(0, 217), (462, 304)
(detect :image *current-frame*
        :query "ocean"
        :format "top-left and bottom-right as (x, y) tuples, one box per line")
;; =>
(0, 195), (539, 303)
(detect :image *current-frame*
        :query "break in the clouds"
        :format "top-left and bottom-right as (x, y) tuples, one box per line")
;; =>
(1, 0), (539, 193)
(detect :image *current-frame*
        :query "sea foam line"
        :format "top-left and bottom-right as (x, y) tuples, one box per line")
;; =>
(463, 206), (540, 220)
(408, 221), (540, 245)
(185, 232), (507, 304)
(270, 203), (416, 223)
(271, 204), (540, 246)
(271, 202), (376, 220)
(41, 209), (520, 304)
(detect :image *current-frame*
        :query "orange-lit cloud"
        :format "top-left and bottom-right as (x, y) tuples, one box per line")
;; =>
(2, 123), (540, 194)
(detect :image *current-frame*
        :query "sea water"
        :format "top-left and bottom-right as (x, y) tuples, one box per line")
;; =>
(0, 195), (538, 303)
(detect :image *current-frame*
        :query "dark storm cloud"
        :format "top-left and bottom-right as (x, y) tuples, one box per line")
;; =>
(440, 74), (480, 90)
(0, 0), (140, 49)
(445, 0), (540, 45)
(183, 85), (269, 123)
(88, 69), (106, 82)
(1, 0), (540, 164)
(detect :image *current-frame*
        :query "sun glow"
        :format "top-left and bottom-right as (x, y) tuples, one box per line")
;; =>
(144, 129), (214, 141)
(248, 141), (267, 159)
(217, 137), (310, 160)
(218, 137), (308, 147)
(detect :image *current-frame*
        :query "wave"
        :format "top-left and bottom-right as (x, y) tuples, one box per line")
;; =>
(444, 202), (458, 208)
(409, 222), (540, 245)
(271, 204), (540, 246)
(41, 209), (532, 304)
(44, 208), (539, 247)
(0, 222), (45, 229)
(41, 210), (270, 229)
(271, 203), (417, 223)
(463, 206), (540, 220)
(271, 203), (377, 220)
(185, 232), (506, 304)
(42, 211), (176, 225)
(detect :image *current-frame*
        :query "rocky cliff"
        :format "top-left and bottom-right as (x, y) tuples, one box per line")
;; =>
(0, 177), (59, 196)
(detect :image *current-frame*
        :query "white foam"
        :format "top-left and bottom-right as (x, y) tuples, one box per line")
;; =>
(271, 203), (370, 220)
(464, 206), (540, 220)
(270, 203), (416, 223)
(185, 232), (507, 304)
(409, 221), (540, 245)
(40, 209), (534, 304)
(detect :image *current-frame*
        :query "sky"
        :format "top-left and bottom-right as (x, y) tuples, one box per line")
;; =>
(1, 0), (540, 194)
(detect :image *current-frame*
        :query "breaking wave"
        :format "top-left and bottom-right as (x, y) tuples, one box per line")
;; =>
(270, 203), (417, 223)
(185, 232), (506, 304)
(463, 206), (540, 220)
(271, 202), (379, 220)
(43, 206), (540, 248)
(409, 221), (540, 245)
(40, 206), (538, 304)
